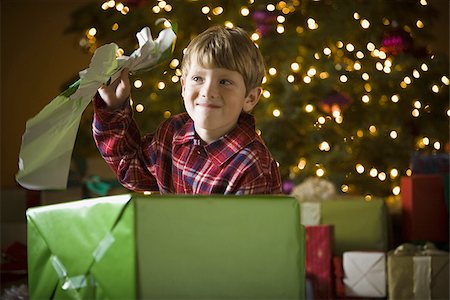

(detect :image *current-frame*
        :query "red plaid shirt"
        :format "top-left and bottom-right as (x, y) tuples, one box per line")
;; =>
(93, 95), (282, 194)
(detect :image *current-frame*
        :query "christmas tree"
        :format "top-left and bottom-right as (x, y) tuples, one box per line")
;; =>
(66, 0), (449, 197)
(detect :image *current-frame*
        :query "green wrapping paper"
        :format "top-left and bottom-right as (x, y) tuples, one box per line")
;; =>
(27, 195), (135, 299)
(387, 244), (449, 300)
(27, 195), (305, 299)
(301, 197), (389, 255)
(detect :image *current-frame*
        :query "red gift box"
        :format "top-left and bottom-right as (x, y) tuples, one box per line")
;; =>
(305, 225), (334, 299)
(401, 175), (449, 242)
(333, 256), (346, 299)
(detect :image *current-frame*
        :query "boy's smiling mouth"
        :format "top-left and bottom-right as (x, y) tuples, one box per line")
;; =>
(196, 102), (221, 109)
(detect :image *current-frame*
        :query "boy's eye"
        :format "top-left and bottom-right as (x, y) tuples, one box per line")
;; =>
(192, 76), (202, 82)
(219, 79), (232, 85)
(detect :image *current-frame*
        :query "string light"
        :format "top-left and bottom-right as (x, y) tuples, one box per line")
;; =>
(135, 104), (144, 112)
(390, 168), (399, 179)
(319, 141), (331, 151)
(134, 80), (143, 88)
(307, 67), (317, 76)
(212, 6), (223, 15)
(360, 19), (370, 29)
(413, 100), (421, 109)
(116, 2), (124, 11)
(305, 104), (314, 112)
(356, 164), (365, 174)
(277, 25), (285, 34)
(157, 81), (165, 89)
(273, 109), (281, 117)
(152, 6), (161, 13)
(251, 33), (260, 41)
(224, 21), (234, 28)
(341, 184), (349, 193)
(298, 158), (307, 170)
(291, 63), (300, 72)
(392, 186), (400, 195)
(367, 42), (376, 51)
(87, 28), (97, 37)
(307, 18), (318, 30)
(267, 4), (276, 11)
(240, 7), (250, 16)
(201, 6), (210, 14)
(316, 168), (325, 177)
(277, 15), (286, 23)
(169, 59), (180, 69)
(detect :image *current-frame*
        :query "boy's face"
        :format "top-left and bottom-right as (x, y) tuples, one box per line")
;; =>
(181, 65), (261, 143)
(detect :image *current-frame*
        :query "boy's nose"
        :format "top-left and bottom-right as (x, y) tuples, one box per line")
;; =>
(201, 81), (218, 99)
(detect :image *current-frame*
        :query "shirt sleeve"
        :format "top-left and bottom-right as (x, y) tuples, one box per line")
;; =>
(92, 94), (159, 192)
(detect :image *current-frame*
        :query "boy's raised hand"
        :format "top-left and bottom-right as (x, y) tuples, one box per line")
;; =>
(98, 68), (131, 110)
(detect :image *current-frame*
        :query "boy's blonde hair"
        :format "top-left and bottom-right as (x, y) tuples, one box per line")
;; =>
(181, 26), (265, 94)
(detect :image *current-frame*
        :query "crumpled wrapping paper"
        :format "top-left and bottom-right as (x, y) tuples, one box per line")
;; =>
(16, 24), (176, 190)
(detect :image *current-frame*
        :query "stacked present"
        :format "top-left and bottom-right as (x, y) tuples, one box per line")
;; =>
(27, 195), (306, 299)
(297, 195), (390, 299)
(293, 163), (449, 300)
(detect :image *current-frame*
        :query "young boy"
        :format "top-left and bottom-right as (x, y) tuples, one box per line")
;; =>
(93, 26), (281, 194)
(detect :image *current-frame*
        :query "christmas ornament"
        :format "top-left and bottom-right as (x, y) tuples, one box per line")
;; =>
(381, 29), (413, 56)
(320, 91), (352, 115)
(252, 10), (277, 36)
(282, 179), (295, 194)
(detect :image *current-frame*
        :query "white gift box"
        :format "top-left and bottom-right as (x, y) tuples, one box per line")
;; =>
(343, 251), (386, 298)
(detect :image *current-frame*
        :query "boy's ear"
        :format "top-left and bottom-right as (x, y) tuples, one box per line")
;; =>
(180, 77), (185, 98)
(243, 87), (262, 113)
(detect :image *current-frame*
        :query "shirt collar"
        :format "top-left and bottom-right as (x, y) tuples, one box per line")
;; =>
(173, 113), (257, 166)
(173, 114), (197, 145)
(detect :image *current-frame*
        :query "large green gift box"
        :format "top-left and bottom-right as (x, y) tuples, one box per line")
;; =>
(27, 194), (305, 299)
(301, 197), (389, 255)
